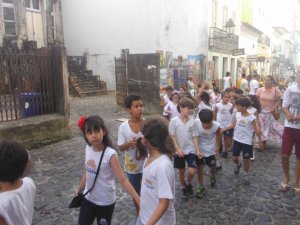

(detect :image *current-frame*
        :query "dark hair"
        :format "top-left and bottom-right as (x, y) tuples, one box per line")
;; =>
(213, 86), (220, 93)
(248, 95), (261, 113)
(235, 88), (244, 95)
(165, 85), (174, 91)
(224, 88), (231, 93)
(242, 73), (246, 78)
(170, 92), (180, 101)
(82, 115), (113, 148)
(265, 75), (275, 84)
(200, 91), (210, 105)
(226, 72), (230, 77)
(124, 95), (142, 109)
(236, 97), (251, 108)
(137, 116), (175, 159)
(221, 90), (230, 98)
(0, 140), (28, 182)
(198, 109), (213, 123)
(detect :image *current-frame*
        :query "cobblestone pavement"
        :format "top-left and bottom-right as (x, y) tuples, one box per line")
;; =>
(30, 93), (300, 225)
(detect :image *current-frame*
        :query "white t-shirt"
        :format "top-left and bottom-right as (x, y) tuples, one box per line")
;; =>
(0, 177), (36, 225)
(192, 119), (220, 157)
(169, 116), (195, 155)
(240, 79), (249, 94)
(194, 102), (213, 119)
(140, 155), (175, 225)
(84, 146), (117, 205)
(118, 121), (144, 174)
(282, 84), (300, 129)
(223, 77), (231, 90)
(249, 79), (259, 95)
(162, 95), (170, 116)
(234, 112), (256, 145)
(164, 101), (180, 119)
(215, 102), (233, 128)
(247, 107), (257, 115)
(211, 92), (221, 106)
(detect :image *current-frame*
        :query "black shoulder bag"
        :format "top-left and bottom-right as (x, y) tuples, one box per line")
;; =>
(69, 146), (107, 208)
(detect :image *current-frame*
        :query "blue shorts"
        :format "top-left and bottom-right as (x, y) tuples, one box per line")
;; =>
(174, 153), (199, 169)
(78, 197), (115, 225)
(232, 140), (253, 159)
(223, 128), (234, 137)
(197, 155), (217, 168)
(126, 172), (142, 195)
(135, 216), (144, 225)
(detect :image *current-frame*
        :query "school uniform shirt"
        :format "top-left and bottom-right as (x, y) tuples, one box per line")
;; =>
(215, 102), (233, 128)
(233, 112), (256, 145)
(0, 177), (36, 225)
(162, 95), (170, 116)
(223, 77), (231, 90)
(169, 116), (195, 155)
(211, 92), (221, 107)
(249, 79), (259, 95)
(118, 121), (144, 174)
(192, 119), (220, 157)
(140, 155), (176, 225)
(282, 84), (300, 129)
(84, 146), (117, 206)
(164, 101), (180, 119)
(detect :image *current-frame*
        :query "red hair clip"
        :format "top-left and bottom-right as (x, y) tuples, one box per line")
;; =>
(77, 116), (86, 130)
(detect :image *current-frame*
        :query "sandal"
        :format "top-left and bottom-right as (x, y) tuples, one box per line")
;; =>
(279, 182), (289, 192)
(293, 187), (300, 195)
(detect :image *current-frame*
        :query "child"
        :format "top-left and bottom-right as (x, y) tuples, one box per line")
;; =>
(161, 85), (174, 107)
(169, 97), (197, 198)
(214, 91), (233, 158)
(0, 140), (36, 225)
(76, 115), (140, 225)
(193, 109), (221, 197)
(211, 86), (221, 107)
(135, 116), (176, 225)
(194, 91), (212, 119)
(163, 92), (180, 120)
(221, 97), (262, 185)
(118, 95), (144, 210)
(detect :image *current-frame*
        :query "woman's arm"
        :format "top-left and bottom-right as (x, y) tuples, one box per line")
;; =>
(146, 198), (169, 225)
(110, 155), (140, 207)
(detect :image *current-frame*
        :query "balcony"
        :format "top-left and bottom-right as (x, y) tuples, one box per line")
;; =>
(209, 27), (239, 54)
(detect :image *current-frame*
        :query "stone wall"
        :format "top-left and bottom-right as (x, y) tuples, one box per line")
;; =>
(0, 114), (71, 149)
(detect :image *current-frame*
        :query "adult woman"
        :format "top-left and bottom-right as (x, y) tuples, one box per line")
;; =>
(256, 75), (283, 150)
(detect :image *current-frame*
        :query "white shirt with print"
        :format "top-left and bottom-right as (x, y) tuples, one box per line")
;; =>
(215, 102), (233, 128)
(84, 146), (117, 206)
(118, 121), (144, 174)
(140, 155), (176, 225)
(164, 101), (180, 119)
(282, 84), (300, 129)
(233, 112), (256, 145)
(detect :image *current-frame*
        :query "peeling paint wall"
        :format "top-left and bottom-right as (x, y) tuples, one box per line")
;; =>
(61, 0), (209, 90)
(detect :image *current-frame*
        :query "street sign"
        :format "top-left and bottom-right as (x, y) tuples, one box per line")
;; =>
(232, 48), (245, 56)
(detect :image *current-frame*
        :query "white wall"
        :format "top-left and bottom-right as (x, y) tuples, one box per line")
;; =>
(61, 0), (209, 90)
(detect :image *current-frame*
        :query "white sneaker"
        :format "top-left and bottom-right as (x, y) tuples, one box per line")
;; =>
(250, 151), (255, 161)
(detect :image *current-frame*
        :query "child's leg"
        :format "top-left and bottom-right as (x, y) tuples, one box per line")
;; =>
(179, 168), (186, 187)
(232, 140), (242, 175)
(78, 197), (97, 225)
(196, 165), (204, 186)
(243, 159), (250, 173)
(95, 202), (115, 225)
(281, 128), (295, 186)
(294, 159), (300, 190)
(186, 154), (198, 184)
(206, 156), (217, 187)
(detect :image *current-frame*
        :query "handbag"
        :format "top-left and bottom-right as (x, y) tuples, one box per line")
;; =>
(69, 146), (107, 208)
(272, 88), (280, 121)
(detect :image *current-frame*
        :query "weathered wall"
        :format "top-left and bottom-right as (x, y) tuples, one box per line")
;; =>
(61, 0), (209, 90)
(0, 114), (71, 149)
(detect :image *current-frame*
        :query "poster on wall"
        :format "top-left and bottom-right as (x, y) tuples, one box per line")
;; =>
(187, 55), (201, 87)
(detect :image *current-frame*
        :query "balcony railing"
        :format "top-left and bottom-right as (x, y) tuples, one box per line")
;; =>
(209, 27), (239, 54)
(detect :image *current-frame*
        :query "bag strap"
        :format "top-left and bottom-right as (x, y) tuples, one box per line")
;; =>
(83, 146), (107, 196)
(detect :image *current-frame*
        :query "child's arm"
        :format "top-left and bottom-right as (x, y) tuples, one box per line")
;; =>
(192, 136), (203, 159)
(146, 198), (169, 225)
(0, 216), (7, 225)
(215, 128), (221, 155)
(76, 172), (86, 195)
(110, 154), (140, 207)
(170, 135), (184, 157)
(213, 106), (218, 121)
(221, 120), (235, 134)
(118, 139), (137, 152)
(252, 120), (262, 141)
(282, 107), (296, 122)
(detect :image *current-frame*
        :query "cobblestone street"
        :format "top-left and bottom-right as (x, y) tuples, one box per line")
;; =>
(30, 93), (300, 225)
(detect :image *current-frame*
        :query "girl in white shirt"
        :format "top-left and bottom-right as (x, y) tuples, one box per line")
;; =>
(164, 93), (180, 120)
(76, 115), (140, 225)
(136, 116), (176, 225)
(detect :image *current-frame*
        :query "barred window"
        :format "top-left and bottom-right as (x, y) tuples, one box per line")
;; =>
(2, 0), (16, 35)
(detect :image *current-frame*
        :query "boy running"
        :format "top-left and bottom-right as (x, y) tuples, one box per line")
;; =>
(193, 109), (221, 197)
(221, 97), (262, 185)
(169, 97), (196, 198)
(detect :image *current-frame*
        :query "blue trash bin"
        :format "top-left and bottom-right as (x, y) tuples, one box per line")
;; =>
(19, 92), (41, 118)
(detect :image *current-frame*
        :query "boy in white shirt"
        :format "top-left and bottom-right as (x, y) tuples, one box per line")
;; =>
(193, 109), (221, 197)
(169, 97), (197, 198)
(0, 140), (36, 225)
(221, 97), (262, 185)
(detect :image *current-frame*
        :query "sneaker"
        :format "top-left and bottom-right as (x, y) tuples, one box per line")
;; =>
(250, 151), (255, 161)
(234, 163), (242, 175)
(180, 188), (188, 198)
(210, 175), (216, 187)
(186, 184), (193, 196)
(221, 151), (228, 158)
(196, 185), (207, 198)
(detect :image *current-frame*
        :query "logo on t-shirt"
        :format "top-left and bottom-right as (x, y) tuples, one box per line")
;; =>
(86, 160), (97, 174)
(237, 120), (246, 128)
(144, 178), (155, 190)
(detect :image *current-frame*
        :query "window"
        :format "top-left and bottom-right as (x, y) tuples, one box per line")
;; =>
(2, 0), (16, 35)
(51, 15), (55, 39)
(25, 0), (40, 10)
